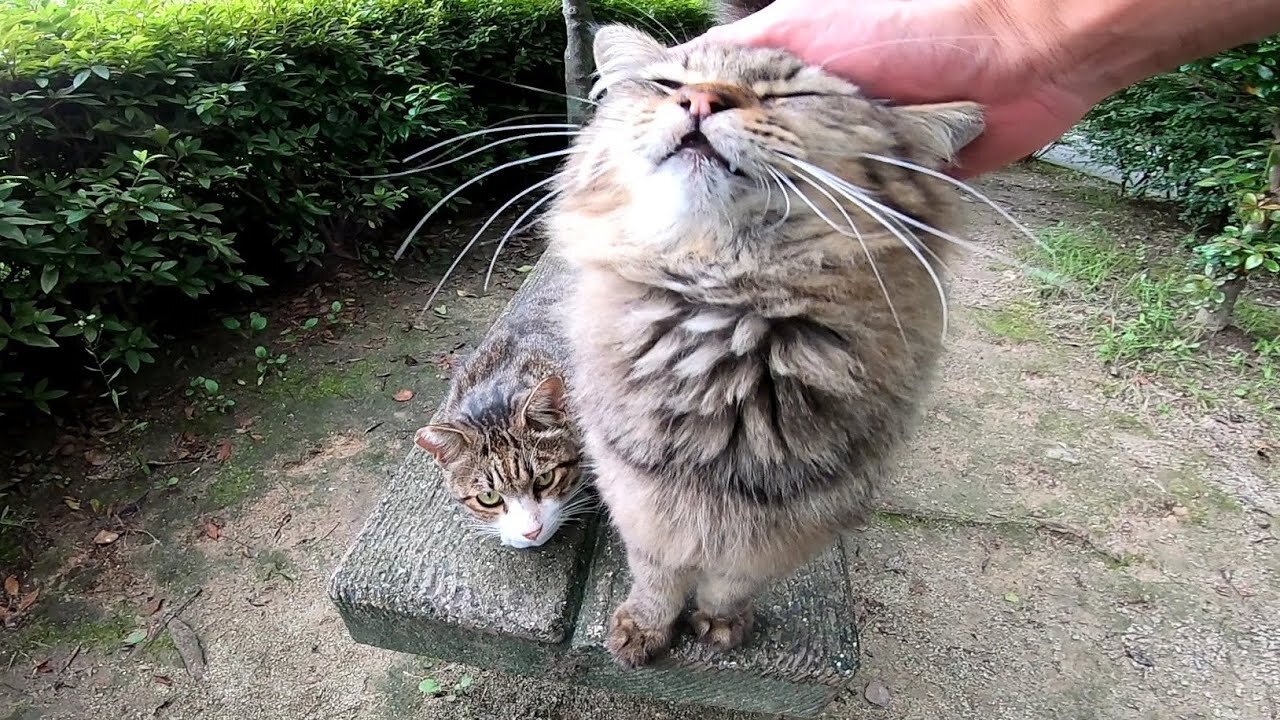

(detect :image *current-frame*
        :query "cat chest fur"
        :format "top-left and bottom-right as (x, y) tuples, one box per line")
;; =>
(568, 272), (934, 506)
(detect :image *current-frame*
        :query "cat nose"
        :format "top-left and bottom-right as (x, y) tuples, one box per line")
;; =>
(522, 525), (543, 541)
(676, 86), (738, 120)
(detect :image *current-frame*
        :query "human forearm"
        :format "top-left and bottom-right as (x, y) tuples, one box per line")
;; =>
(979, 0), (1280, 102)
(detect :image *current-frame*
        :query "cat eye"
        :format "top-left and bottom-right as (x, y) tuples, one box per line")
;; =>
(475, 491), (503, 508)
(647, 78), (683, 91)
(760, 92), (827, 102)
(533, 472), (556, 491)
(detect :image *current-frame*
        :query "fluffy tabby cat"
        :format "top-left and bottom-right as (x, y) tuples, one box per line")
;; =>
(414, 263), (588, 549)
(546, 19), (984, 666)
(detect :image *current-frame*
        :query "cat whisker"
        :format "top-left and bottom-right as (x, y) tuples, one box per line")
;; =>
(558, 506), (600, 522)
(402, 123), (581, 165)
(414, 131), (583, 174)
(479, 156), (617, 288)
(886, 213), (953, 275)
(460, 72), (599, 109)
(562, 491), (600, 509)
(393, 147), (583, 261)
(856, 153), (1052, 256)
(462, 518), (501, 536)
(777, 155), (950, 339)
(783, 164), (909, 347)
(483, 188), (563, 292)
(609, 0), (681, 46)
(358, 130), (581, 181)
(762, 166), (916, 340)
(419, 112), (579, 167)
(784, 155), (1041, 284)
(415, 173), (563, 323)
(762, 167), (793, 230)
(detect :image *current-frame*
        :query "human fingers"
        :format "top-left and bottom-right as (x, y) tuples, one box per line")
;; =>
(950, 90), (1091, 178)
(675, 0), (818, 52)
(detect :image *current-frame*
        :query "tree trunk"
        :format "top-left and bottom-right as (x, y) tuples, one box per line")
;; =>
(1196, 118), (1280, 335)
(1197, 274), (1248, 333)
(562, 0), (596, 125)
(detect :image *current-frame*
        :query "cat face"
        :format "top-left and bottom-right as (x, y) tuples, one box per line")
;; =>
(562, 26), (983, 245)
(415, 377), (586, 549)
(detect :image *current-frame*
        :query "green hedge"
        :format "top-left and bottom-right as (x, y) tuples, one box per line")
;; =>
(0, 0), (709, 412)
(1076, 37), (1279, 228)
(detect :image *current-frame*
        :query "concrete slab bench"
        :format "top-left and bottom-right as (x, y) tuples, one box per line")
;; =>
(328, 255), (860, 717)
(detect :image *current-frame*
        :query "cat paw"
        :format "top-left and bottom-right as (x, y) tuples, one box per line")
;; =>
(605, 605), (671, 668)
(689, 607), (754, 652)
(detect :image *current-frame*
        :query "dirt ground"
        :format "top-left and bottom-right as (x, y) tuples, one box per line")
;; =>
(1, 164), (1277, 720)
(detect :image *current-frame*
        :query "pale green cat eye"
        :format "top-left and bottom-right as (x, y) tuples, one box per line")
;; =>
(534, 472), (556, 491)
(475, 491), (503, 508)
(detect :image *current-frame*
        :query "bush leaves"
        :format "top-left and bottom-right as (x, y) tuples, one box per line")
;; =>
(0, 0), (710, 413)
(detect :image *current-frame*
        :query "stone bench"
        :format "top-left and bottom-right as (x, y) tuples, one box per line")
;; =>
(328, 256), (860, 717)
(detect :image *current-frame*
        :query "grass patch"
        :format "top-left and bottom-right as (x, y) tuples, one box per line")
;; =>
(261, 365), (374, 404)
(1028, 222), (1280, 416)
(1033, 223), (1142, 292)
(204, 464), (260, 511)
(1236, 300), (1280, 340)
(1166, 463), (1243, 525)
(1092, 272), (1199, 365)
(972, 300), (1049, 343)
(21, 606), (136, 653)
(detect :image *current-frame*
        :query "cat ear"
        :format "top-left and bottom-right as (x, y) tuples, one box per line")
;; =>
(414, 423), (470, 466)
(592, 24), (666, 98)
(516, 376), (567, 431)
(895, 101), (985, 164)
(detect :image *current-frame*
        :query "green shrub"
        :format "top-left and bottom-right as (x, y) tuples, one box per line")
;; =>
(0, 0), (710, 413)
(1076, 37), (1279, 228)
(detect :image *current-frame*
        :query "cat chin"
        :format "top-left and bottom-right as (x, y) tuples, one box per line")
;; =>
(498, 519), (561, 549)
(500, 531), (552, 550)
(496, 497), (564, 549)
(621, 163), (737, 235)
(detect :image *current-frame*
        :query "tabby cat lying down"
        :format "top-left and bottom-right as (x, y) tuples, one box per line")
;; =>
(545, 19), (984, 666)
(414, 265), (591, 550)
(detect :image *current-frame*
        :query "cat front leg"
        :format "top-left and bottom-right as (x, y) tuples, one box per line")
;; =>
(606, 547), (694, 668)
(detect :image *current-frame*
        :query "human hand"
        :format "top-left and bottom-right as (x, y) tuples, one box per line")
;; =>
(690, 0), (1101, 178)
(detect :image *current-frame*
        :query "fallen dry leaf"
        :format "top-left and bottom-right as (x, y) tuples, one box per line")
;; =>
(204, 521), (222, 541)
(83, 448), (111, 467)
(167, 618), (206, 681)
(18, 590), (39, 613)
(93, 530), (120, 546)
(215, 439), (232, 462)
(393, 389), (414, 402)
(4, 575), (18, 597)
